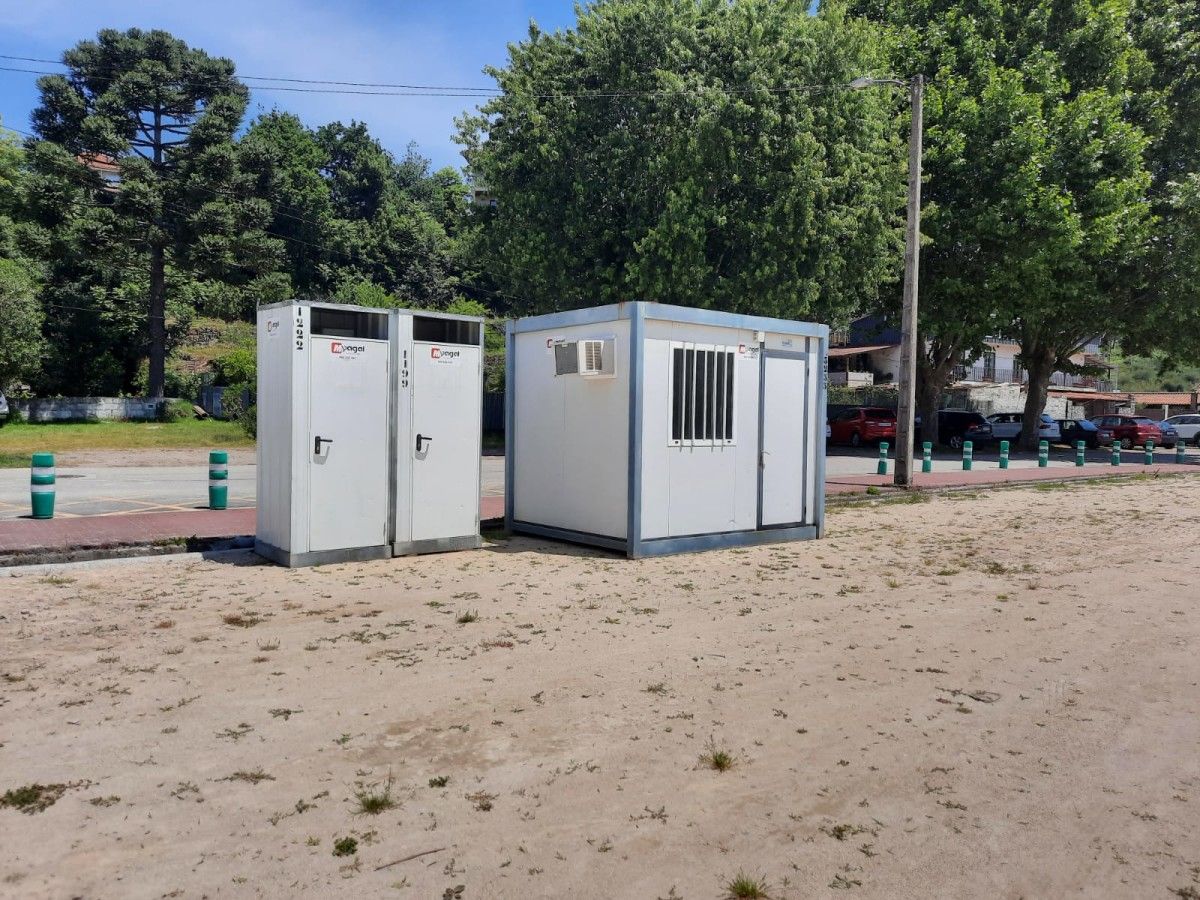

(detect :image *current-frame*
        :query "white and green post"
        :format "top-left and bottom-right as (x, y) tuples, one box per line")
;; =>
(209, 450), (228, 510)
(30, 452), (55, 519)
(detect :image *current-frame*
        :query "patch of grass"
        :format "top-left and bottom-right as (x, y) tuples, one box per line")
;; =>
(699, 739), (735, 773)
(219, 769), (275, 785)
(644, 682), (669, 695)
(428, 775), (449, 788)
(354, 773), (396, 815)
(865, 486), (881, 496)
(1, 783), (69, 814)
(0, 418), (253, 454)
(88, 795), (120, 807)
(455, 610), (479, 624)
(332, 836), (358, 857)
(466, 790), (497, 812)
(269, 707), (301, 720)
(222, 612), (263, 627)
(725, 872), (771, 899)
(0, 451), (27, 468)
(821, 823), (871, 841)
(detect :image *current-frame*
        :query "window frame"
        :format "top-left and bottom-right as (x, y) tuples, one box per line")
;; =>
(668, 341), (738, 447)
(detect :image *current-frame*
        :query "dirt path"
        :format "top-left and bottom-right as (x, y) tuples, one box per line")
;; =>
(1, 476), (1198, 899)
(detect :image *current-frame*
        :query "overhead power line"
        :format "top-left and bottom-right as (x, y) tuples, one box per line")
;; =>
(0, 55), (876, 99)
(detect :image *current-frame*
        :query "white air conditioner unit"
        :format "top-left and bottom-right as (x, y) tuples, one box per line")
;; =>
(578, 338), (615, 378)
(551, 338), (616, 378)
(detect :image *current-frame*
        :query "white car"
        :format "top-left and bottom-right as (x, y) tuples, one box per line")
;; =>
(986, 412), (1062, 443)
(1163, 413), (1200, 446)
(0, 391), (8, 425)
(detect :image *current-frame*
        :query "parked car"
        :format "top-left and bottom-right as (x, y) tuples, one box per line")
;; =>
(922, 409), (994, 450)
(0, 391), (8, 426)
(986, 412), (1062, 443)
(1163, 413), (1200, 447)
(828, 406), (896, 447)
(1057, 418), (1112, 449)
(1091, 415), (1163, 449)
(1156, 419), (1179, 449)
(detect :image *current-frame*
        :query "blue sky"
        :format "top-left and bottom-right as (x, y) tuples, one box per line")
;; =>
(0, 0), (578, 170)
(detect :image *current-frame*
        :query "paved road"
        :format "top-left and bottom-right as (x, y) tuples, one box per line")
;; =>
(1, 447), (1186, 519)
(0, 457), (506, 520)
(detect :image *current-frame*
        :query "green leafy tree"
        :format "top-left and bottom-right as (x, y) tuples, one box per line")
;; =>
(457, 0), (906, 323)
(28, 28), (282, 397)
(1123, 0), (1200, 365)
(852, 0), (1156, 448)
(240, 115), (459, 307)
(0, 258), (44, 392)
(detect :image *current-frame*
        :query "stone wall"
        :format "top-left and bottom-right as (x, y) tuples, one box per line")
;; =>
(13, 397), (165, 423)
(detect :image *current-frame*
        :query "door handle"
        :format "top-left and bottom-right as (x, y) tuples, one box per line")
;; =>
(314, 435), (333, 454)
(416, 433), (432, 453)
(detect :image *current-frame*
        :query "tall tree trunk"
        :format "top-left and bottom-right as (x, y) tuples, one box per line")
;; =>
(915, 338), (962, 448)
(915, 355), (942, 448)
(147, 243), (166, 399)
(1019, 344), (1055, 452)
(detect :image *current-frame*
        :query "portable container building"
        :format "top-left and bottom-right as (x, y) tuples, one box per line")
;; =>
(505, 302), (828, 558)
(256, 300), (484, 567)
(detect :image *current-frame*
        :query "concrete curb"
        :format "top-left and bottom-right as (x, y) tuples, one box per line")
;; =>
(0, 534), (254, 569)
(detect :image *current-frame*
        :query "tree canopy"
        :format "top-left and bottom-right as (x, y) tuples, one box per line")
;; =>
(458, 0), (907, 324)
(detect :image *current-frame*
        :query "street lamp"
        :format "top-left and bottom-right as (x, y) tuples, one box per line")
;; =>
(850, 74), (924, 487)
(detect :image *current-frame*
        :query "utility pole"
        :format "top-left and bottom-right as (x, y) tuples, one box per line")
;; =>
(893, 74), (923, 487)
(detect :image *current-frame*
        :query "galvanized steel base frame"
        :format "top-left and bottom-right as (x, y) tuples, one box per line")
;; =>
(505, 301), (828, 559)
(254, 539), (392, 569)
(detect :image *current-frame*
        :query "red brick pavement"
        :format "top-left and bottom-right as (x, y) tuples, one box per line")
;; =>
(0, 496), (506, 557)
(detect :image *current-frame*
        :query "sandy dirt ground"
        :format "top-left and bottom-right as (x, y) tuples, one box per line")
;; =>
(1, 476), (1198, 900)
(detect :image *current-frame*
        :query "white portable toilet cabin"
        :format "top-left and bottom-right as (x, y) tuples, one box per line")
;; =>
(255, 300), (484, 567)
(505, 301), (828, 558)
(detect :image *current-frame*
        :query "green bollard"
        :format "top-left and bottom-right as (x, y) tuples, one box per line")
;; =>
(1111, 442), (1121, 466)
(208, 450), (229, 510)
(1176, 443), (1187, 465)
(1038, 440), (1049, 468)
(1075, 440), (1086, 467)
(30, 452), (55, 519)
(922, 441), (933, 474)
(999, 440), (1010, 470)
(962, 440), (973, 471)
(876, 441), (889, 476)
(1143, 440), (1154, 465)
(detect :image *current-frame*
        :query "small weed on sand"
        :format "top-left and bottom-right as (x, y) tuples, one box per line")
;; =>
(700, 739), (735, 772)
(725, 872), (771, 898)
(1, 783), (70, 814)
(223, 613), (263, 628)
(354, 773), (396, 815)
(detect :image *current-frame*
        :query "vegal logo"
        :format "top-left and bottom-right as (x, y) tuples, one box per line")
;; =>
(430, 346), (461, 360)
(330, 341), (366, 356)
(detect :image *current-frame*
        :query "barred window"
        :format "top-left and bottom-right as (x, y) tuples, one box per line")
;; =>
(670, 344), (736, 445)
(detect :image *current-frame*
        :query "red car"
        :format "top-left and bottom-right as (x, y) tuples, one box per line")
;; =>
(1091, 415), (1163, 449)
(829, 406), (897, 447)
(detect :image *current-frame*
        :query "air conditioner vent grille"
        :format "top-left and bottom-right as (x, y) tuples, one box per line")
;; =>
(581, 340), (604, 374)
(554, 341), (579, 375)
